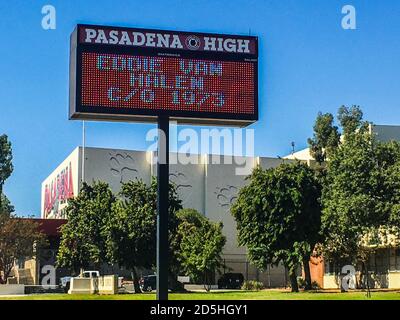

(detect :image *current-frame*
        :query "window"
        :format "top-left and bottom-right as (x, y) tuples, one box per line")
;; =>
(389, 248), (400, 271)
(325, 261), (341, 275)
(17, 258), (25, 269)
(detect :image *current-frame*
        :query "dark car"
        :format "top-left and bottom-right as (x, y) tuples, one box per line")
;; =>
(217, 273), (244, 289)
(139, 275), (183, 292)
(140, 275), (157, 292)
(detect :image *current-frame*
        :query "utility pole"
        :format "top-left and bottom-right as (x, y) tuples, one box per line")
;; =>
(156, 115), (169, 300)
(82, 121), (86, 183)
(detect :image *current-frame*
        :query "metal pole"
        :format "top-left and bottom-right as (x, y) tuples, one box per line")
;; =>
(268, 264), (271, 288)
(82, 120), (85, 184)
(157, 115), (169, 300)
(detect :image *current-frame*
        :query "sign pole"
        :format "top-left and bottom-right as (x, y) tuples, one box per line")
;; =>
(82, 120), (85, 183)
(157, 115), (169, 300)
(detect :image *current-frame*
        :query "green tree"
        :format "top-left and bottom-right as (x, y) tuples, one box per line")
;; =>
(0, 216), (45, 283)
(232, 162), (321, 292)
(0, 135), (13, 213)
(57, 182), (115, 273)
(106, 177), (182, 293)
(307, 105), (365, 165)
(0, 193), (14, 217)
(306, 105), (400, 290)
(320, 123), (400, 283)
(175, 209), (226, 291)
(337, 105), (364, 137)
(307, 112), (340, 164)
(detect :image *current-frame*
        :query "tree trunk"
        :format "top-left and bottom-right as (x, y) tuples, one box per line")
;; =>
(358, 264), (363, 290)
(203, 272), (208, 292)
(4, 265), (12, 284)
(203, 271), (212, 292)
(131, 267), (142, 293)
(362, 261), (371, 297)
(289, 271), (299, 292)
(302, 257), (312, 290)
(0, 267), (4, 284)
(169, 272), (185, 293)
(0, 184), (3, 215)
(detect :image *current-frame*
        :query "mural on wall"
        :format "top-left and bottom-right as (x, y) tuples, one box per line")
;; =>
(109, 152), (138, 183)
(169, 171), (193, 205)
(43, 162), (74, 219)
(214, 185), (238, 212)
(213, 184), (250, 254)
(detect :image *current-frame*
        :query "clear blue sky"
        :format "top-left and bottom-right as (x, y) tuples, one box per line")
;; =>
(1, 0), (400, 216)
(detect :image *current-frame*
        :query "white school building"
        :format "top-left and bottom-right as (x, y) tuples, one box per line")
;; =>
(41, 124), (400, 288)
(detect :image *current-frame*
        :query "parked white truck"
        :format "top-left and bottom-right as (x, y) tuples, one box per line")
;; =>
(60, 270), (100, 293)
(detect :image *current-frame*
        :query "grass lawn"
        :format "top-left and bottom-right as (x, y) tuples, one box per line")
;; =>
(2, 290), (400, 300)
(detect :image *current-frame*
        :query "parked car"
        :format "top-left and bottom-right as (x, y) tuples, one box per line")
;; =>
(139, 275), (157, 292)
(60, 270), (100, 293)
(81, 270), (100, 278)
(138, 275), (180, 292)
(60, 276), (72, 293)
(217, 273), (244, 289)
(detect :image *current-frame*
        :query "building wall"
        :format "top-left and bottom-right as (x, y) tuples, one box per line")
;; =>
(320, 248), (400, 289)
(205, 155), (257, 256)
(41, 147), (80, 219)
(371, 124), (400, 142)
(83, 147), (151, 191)
(42, 147), (300, 286)
(153, 153), (206, 215)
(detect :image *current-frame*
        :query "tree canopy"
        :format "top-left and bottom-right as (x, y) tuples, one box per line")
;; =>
(305, 105), (400, 288)
(0, 216), (45, 283)
(174, 208), (226, 291)
(307, 112), (340, 164)
(231, 162), (321, 292)
(0, 135), (13, 187)
(106, 177), (182, 293)
(0, 134), (13, 215)
(0, 193), (14, 217)
(57, 182), (116, 273)
(320, 119), (400, 267)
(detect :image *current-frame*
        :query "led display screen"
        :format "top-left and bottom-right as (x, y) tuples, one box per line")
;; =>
(70, 25), (258, 126)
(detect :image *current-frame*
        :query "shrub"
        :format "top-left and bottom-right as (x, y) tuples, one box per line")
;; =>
(297, 277), (306, 289)
(241, 280), (264, 291)
(311, 281), (321, 290)
(297, 277), (321, 290)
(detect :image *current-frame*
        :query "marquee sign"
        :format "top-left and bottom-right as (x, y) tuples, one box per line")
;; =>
(69, 24), (258, 126)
